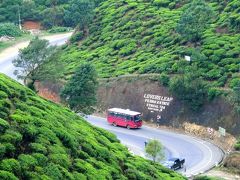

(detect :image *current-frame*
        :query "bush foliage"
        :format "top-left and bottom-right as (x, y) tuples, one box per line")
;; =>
(0, 23), (22, 37)
(0, 73), (185, 179)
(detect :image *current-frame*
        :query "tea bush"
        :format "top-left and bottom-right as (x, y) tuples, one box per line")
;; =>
(0, 73), (185, 179)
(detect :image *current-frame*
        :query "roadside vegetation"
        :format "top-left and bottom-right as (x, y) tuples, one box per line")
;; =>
(0, 73), (185, 179)
(222, 151), (240, 175)
(193, 176), (224, 180)
(235, 137), (240, 150)
(145, 139), (165, 163)
(60, 63), (98, 115)
(0, 23), (30, 52)
(13, 37), (62, 90)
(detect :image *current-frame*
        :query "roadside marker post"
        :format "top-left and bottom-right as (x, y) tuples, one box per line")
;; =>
(219, 127), (226, 136)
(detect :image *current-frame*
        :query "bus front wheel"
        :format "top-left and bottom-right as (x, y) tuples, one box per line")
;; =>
(112, 122), (117, 127)
(126, 125), (131, 129)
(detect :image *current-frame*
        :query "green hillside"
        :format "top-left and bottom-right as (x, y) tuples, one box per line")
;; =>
(55, 0), (240, 89)
(0, 73), (185, 179)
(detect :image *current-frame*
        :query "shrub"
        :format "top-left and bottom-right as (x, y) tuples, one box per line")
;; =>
(0, 159), (21, 176)
(0, 144), (6, 159)
(0, 130), (22, 145)
(0, 23), (22, 37)
(44, 163), (63, 180)
(49, 154), (71, 169)
(18, 154), (37, 171)
(48, 27), (71, 33)
(29, 143), (47, 154)
(229, 78), (240, 89)
(158, 73), (170, 86)
(208, 88), (223, 101)
(0, 170), (18, 180)
(193, 176), (219, 180)
(0, 118), (9, 133)
(204, 69), (223, 80)
(153, 0), (170, 7)
(70, 31), (84, 43)
(235, 143), (240, 151)
(119, 42), (137, 56)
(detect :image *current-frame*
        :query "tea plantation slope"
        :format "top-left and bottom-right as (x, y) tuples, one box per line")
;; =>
(58, 0), (240, 87)
(0, 74), (185, 180)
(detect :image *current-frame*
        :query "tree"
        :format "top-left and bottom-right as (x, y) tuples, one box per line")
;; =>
(230, 84), (240, 115)
(13, 37), (59, 88)
(60, 63), (98, 114)
(169, 68), (208, 111)
(145, 139), (165, 162)
(64, 0), (95, 35)
(176, 0), (214, 42)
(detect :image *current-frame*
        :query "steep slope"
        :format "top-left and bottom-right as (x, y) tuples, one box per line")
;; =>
(56, 0), (239, 88)
(0, 73), (185, 179)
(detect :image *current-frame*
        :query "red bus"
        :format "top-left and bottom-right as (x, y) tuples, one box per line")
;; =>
(107, 108), (142, 129)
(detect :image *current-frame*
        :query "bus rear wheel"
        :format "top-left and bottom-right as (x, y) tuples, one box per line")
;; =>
(112, 122), (117, 127)
(126, 125), (131, 129)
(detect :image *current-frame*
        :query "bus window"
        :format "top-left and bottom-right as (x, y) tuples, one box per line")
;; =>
(109, 112), (115, 116)
(126, 115), (131, 121)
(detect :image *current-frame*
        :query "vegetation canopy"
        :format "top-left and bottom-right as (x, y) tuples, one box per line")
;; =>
(13, 37), (62, 90)
(60, 63), (98, 115)
(145, 139), (165, 162)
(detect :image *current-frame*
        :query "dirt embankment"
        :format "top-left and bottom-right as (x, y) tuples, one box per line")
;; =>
(36, 74), (239, 138)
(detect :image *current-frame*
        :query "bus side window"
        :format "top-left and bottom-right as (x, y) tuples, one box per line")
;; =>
(130, 117), (133, 121)
(126, 116), (131, 121)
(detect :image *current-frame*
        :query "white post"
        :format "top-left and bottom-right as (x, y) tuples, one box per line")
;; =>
(18, 5), (22, 30)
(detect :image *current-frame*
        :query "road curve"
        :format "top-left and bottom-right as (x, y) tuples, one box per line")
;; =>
(0, 32), (72, 81)
(85, 115), (224, 177)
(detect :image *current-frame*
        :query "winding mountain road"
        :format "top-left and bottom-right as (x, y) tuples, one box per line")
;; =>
(0, 32), (72, 80)
(86, 115), (224, 177)
(0, 32), (224, 178)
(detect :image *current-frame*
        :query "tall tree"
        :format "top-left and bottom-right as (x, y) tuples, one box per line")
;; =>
(145, 139), (165, 163)
(60, 63), (98, 114)
(64, 0), (95, 35)
(176, 0), (214, 43)
(13, 37), (58, 88)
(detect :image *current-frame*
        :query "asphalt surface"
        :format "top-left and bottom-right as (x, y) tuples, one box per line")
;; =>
(0, 33), (71, 81)
(85, 115), (224, 177)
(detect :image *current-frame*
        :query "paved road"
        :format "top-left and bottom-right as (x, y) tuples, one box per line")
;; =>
(85, 115), (224, 177)
(0, 32), (72, 81)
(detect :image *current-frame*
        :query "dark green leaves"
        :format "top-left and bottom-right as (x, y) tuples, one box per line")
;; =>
(176, 0), (214, 42)
(60, 63), (98, 114)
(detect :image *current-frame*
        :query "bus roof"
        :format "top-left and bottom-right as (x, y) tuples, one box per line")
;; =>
(108, 108), (141, 116)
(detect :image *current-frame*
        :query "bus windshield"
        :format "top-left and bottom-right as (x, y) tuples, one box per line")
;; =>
(133, 115), (141, 122)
